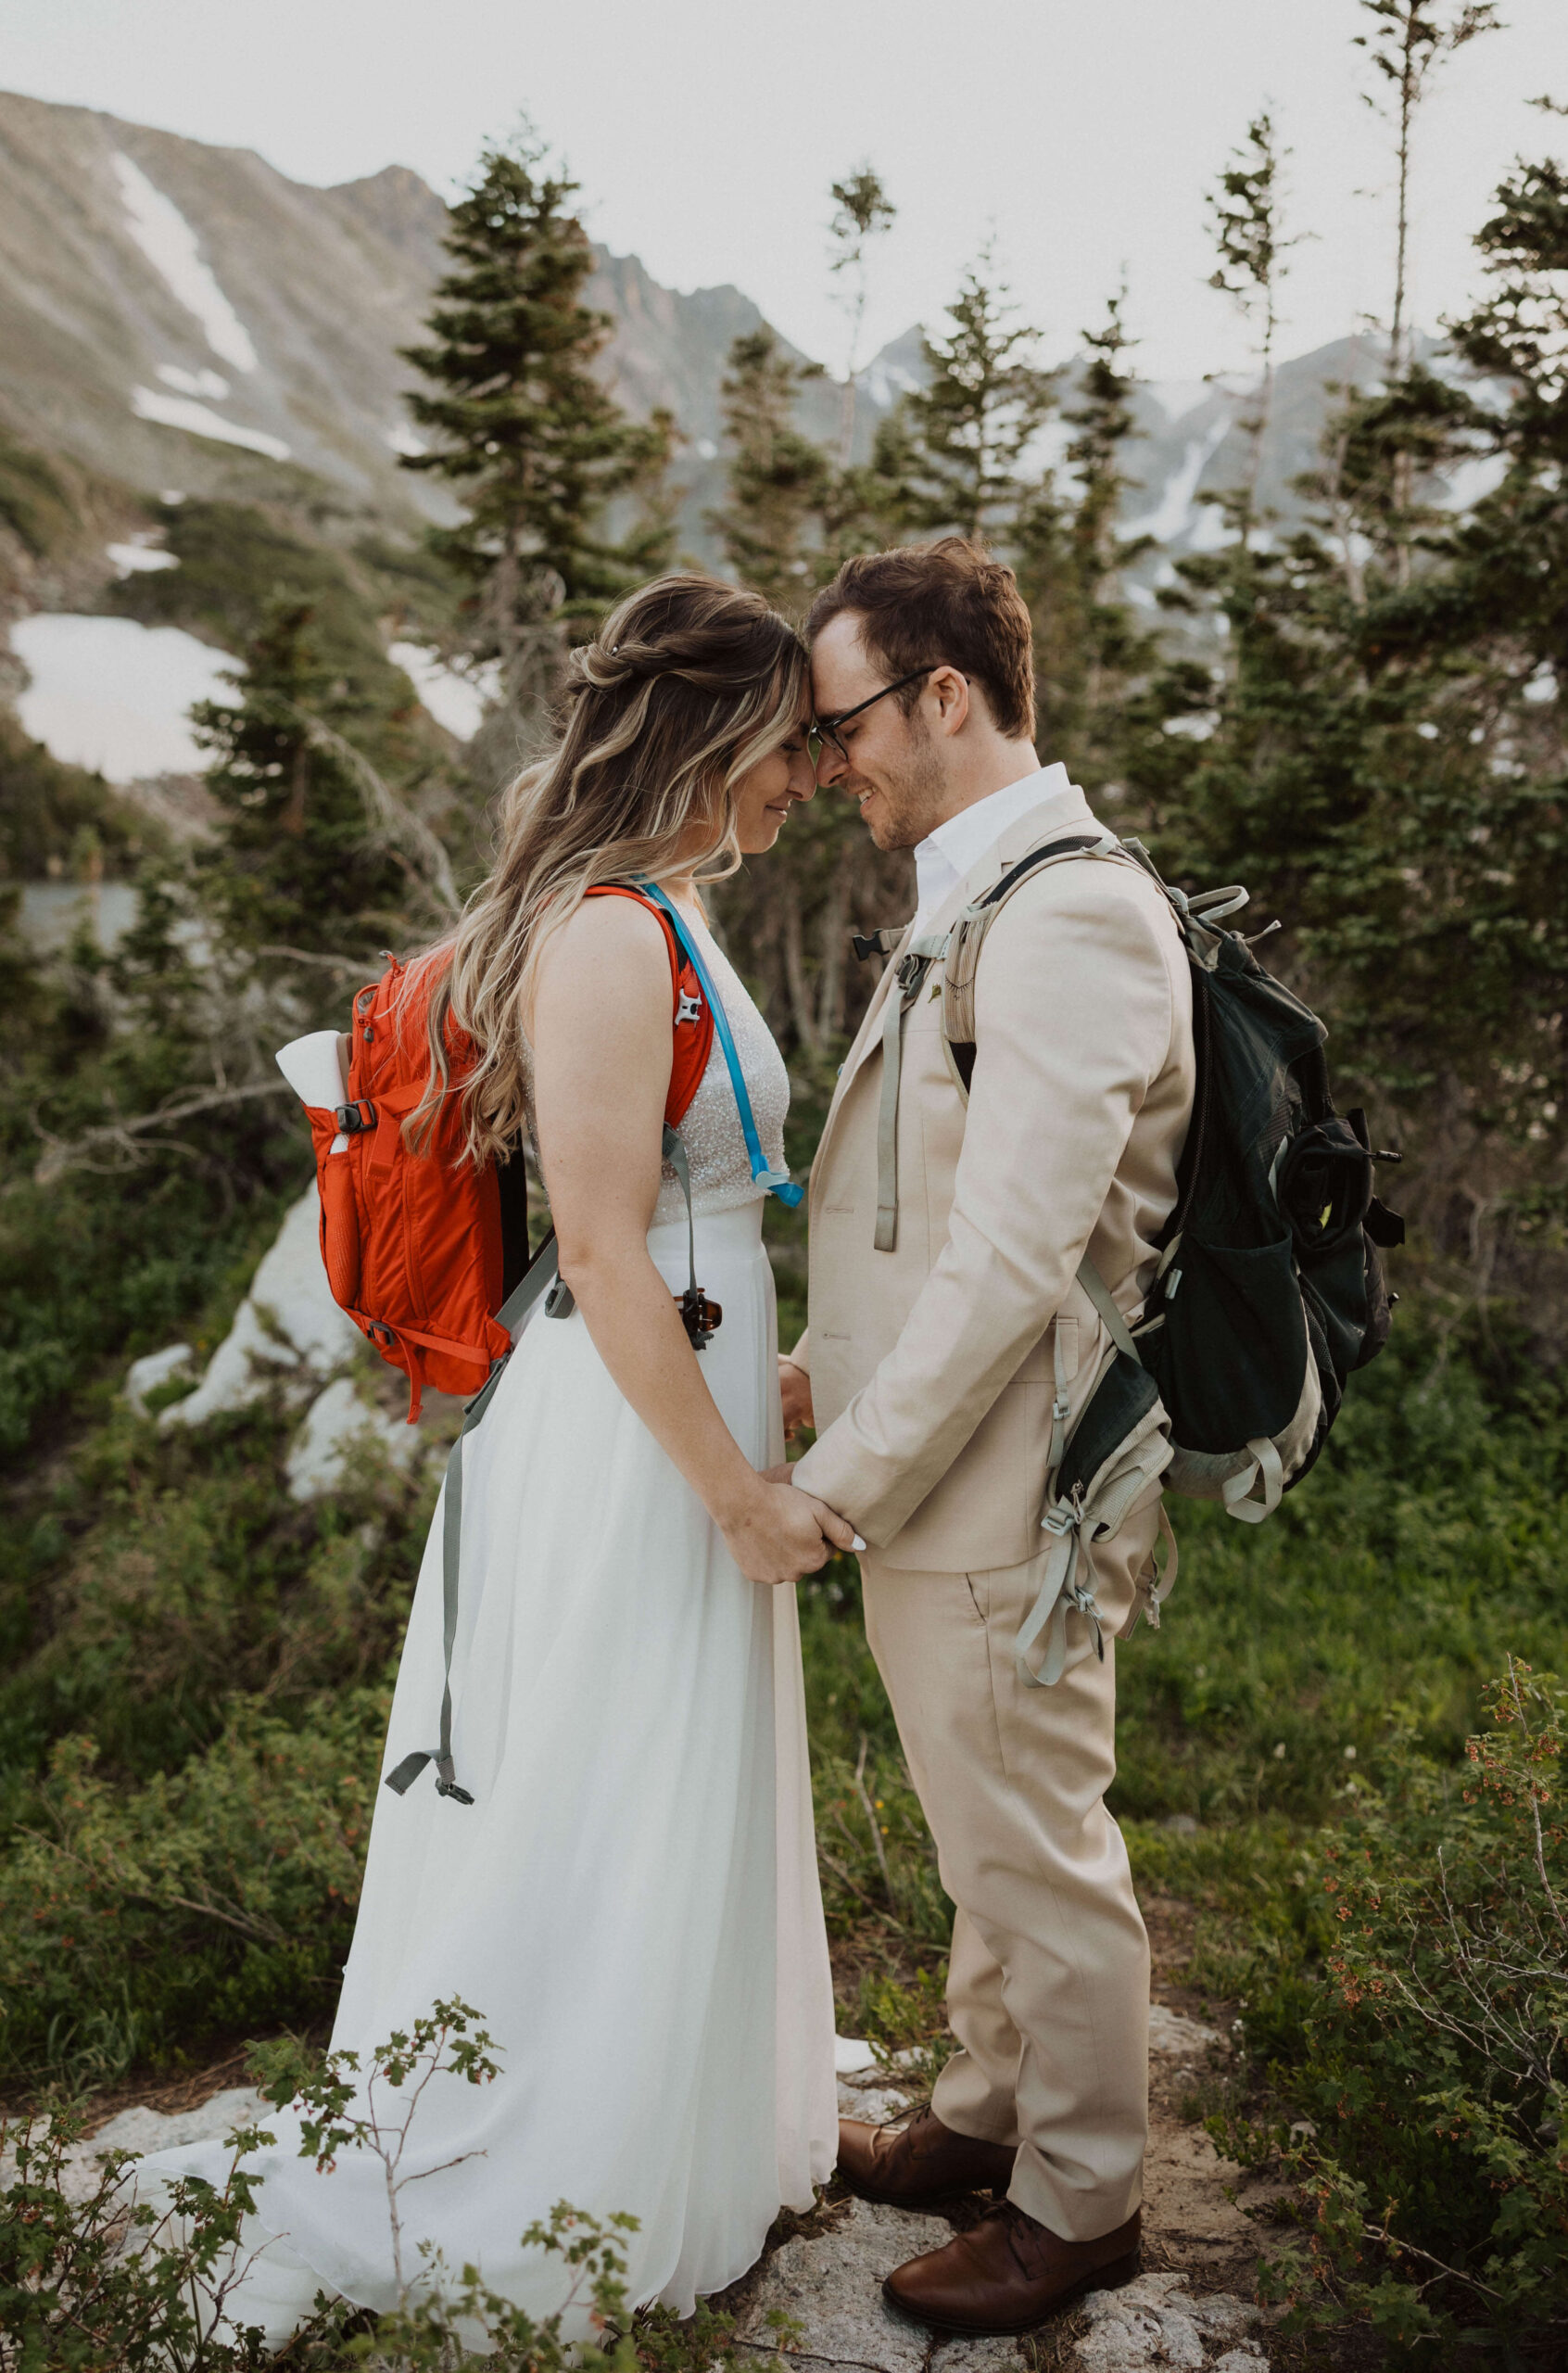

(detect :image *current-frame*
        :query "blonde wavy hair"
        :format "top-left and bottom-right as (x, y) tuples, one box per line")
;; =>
(407, 574), (806, 1164)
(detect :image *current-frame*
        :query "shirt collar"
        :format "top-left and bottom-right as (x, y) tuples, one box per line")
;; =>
(913, 763), (1075, 927)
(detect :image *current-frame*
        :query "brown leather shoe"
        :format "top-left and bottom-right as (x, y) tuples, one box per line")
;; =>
(882, 2199), (1141, 2335)
(835, 2104), (1016, 2207)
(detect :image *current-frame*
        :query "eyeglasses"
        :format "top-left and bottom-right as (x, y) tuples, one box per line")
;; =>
(807, 666), (939, 771)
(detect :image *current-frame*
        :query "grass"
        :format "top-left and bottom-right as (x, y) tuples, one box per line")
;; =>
(795, 1305), (1567, 2071)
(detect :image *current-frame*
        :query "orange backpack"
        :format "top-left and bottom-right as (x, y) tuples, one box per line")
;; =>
(299, 885), (716, 1422)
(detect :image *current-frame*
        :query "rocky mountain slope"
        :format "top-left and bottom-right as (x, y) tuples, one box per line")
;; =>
(0, 84), (1408, 594)
(0, 88), (855, 566)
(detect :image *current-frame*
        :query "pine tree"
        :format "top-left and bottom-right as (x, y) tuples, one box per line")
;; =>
(706, 327), (890, 1059)
(1132, 108), (1568, 1285)
(399, 130), (668, 671)
(1206, 111), (1302, 542)
(1017, 294), (1155, 786)
(828, 165), (897, 467)
(1353, 2), (1503, 583)
(192, 599), (416, 973)
(875, 247), (1059, 545)
(708, 329), (833, 617)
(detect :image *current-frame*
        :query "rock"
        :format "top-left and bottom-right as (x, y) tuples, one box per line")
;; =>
(1, 2087), (268, 2208)
(835, 2035), (879, 2075)
(1161, 1814), (1200, 1837)
(930, 2340), (1025, 2373)
(285, 1376), (425, 1502)
(124, 1341), (195, 1415)
(739, 2196), (952, 2373)
(161, 1187), (361, 1428)
(1148, 2005), (1225, 2057)
(837, 2081), (913, 2124)
(1074, 2272), (1263, 2370)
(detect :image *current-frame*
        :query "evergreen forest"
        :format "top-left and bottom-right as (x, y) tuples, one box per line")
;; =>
(2, 6), (1566, 2366)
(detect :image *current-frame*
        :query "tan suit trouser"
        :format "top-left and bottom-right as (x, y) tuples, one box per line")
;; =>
(859, 1495), (1157, 2241)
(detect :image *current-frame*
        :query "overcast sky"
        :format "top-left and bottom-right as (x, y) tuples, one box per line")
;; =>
(5, 0), (1566, 386)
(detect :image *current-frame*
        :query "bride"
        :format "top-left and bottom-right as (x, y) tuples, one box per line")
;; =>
(138, 575), (847, 2344)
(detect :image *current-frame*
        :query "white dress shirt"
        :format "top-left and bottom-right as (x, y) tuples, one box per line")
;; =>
(911, 762), (1076, 932)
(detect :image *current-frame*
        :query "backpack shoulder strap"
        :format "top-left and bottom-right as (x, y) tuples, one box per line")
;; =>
(582, 883), (714, 1127)
(636, 881), (802, 1209)
(942, 828), (1125, 1092)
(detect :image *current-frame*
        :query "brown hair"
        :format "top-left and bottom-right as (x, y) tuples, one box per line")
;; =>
(408, 573), (805, 1162)
(806, 537), (1036, 741)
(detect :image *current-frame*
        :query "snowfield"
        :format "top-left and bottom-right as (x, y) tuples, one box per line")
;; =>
(112, 151), (259, 374)
(387, 641), (495, 742)
(9, 615), (240, 780)
(130, 385), (291, 463)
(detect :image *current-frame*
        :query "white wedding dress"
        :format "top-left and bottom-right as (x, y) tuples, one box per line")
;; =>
(134, 909), (838, 2347)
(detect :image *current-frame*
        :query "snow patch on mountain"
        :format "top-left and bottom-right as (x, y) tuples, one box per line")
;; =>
(1125, 412), (1233, 545)
(8, 615), (239, 780)
(1144, 379), (1216, 425)
(111, 152), (259, 374)
(1438, 450), (1510, 512)
(157, 362), (231, 400)
(106, 535), (179, 576)
(388, 641), (495, 742)
(131, 386), (291, 462)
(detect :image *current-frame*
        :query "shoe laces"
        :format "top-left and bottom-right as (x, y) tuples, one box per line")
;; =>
(985, 2198), (1051, 2278)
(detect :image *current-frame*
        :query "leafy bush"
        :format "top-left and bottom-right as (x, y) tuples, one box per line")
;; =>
(1220, 1659), (1568, 2362)
(1112, 1313), (1568, 1824)
(1, 1997), (755, 2372)
(3, 1392), (435, 1812)
(0, 1692), (386, 2085)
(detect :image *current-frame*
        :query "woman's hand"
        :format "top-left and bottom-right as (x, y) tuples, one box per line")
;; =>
(718, 1477), (857, 1586)
(778, 1355), (815, 1440)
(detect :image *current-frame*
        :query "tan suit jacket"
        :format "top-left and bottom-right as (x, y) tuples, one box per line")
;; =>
(791, 780), (1195, 1571)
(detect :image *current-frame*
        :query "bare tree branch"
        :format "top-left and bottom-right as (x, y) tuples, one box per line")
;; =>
(32, 1077), (295, 1186)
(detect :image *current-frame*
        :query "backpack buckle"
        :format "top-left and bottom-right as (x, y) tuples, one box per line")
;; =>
(676, 990), (703, 1026)
(335, 1099), (377, 1134)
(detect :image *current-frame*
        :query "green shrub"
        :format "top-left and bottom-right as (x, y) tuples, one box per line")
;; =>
(1219, 1658), (1568, 2362)
(0, 1692), (386, 2085)
(1113, 1316), (1568, 1825)
(2, 1997), (755, 2371)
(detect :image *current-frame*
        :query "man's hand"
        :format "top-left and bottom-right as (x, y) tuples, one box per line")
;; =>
(717, 1478), (858, 1586)
(761, 1464), (866, 1551)
(778, 1354), (815, 1440)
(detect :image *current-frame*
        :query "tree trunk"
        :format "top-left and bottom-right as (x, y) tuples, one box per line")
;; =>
(816, 869), (852, 1041)
(780, 880), (821, 1058)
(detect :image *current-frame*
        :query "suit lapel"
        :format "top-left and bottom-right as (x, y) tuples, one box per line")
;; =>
(808, 782), (1099, 1191)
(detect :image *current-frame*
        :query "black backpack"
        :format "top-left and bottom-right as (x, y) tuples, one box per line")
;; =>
(939, 831), (1405, 1536)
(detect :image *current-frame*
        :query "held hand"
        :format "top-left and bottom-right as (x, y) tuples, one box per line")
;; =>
(778, 1355), (815, 1440)
(719, 1478), (859, 1587)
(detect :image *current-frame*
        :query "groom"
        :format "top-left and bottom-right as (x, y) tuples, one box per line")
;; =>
(778, 539), (1195, 2332)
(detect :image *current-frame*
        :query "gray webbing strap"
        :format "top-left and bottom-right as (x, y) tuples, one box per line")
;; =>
(1073, 1254), (1142, 1364)
(1014, 1507), (1106, 1688)
(874, 933), (949, 1254)
(663, 1123), (700, 1306)
(383, 1233), (561, 1807)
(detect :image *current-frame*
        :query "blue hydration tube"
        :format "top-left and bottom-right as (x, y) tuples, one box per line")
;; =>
(639, 880), (803, 1208)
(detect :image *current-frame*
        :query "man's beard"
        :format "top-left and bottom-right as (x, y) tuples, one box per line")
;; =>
(858, 717), (946, 851)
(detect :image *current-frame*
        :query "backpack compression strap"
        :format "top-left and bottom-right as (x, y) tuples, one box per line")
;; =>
(383, 1229), (563, 1806)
